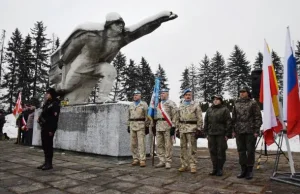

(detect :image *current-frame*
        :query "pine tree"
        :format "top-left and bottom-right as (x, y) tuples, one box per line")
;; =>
(226, 45), (251, 98)
(198, 55), (212, 101)
(189, 64), (198, 100)
(123, 59), (140, 101)
(179, 68), (190, 96)
(110, 52), (127, 101)
(0, 29), (23, 112)
(295, 41), (300, 78)
(211, 51), (227, 95)
(272, 51), (283, 97)
(16, 34), (34, 102)
(139, 57), (154, 103)
(155, 64), (168, 90)
(31, 21), (50, 99)
(253, 51), (263, 69)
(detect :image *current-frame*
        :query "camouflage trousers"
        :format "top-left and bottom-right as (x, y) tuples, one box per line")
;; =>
(130, 130), (146, 161)
(156, 131), (173, 163)
(180, 132), (197, 168)
(236, 133), (257, 166)
(208, 135), (227, 167)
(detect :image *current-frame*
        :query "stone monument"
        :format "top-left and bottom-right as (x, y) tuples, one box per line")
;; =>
(50, 11), (178, 104)
(32, 11), (178, 157)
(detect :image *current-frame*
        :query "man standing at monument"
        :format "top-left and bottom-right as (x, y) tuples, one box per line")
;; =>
(177, 89), (203, 173)
(155, 88), (177, 169)
(232, 86), (262, 179)
(37, 88), (61, 170)
(128, 90), (149, 167)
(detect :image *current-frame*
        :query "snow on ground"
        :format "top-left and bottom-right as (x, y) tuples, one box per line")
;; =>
(3, 114), (18, 138)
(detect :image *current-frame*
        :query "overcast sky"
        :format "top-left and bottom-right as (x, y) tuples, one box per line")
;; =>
(1, 0), (300, 102)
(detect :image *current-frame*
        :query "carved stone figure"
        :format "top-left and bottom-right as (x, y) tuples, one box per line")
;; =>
(50, 11), (178, 104)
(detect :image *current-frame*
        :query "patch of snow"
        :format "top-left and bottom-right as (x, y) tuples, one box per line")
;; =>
(117, 101), (132, 105)
(3, 114), (18, 138)
(106, 12), (122, 21)
(126, 11), (171, 32)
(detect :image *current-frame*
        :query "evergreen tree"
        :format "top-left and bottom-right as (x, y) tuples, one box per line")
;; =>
(123, 59), (140, 101)
(155, 64), (168, 90)
(179, 67), (190, 96)
(55, 37), (60, 50)
(253, 51), (263, 69)
(211, 51), (227, 95)
(295, 41), (300, 78)
(189, 64), (198, 100)
(198, 55), (212, 101)
(139, 57), (154, 103)
(110, 52), (127, 101)
(31, 21), (50, 99)
(0, 29), (23, 112)
(226, 45), (251, 98)
(272, 51), (283, 97)
(16, 34), (34, 102)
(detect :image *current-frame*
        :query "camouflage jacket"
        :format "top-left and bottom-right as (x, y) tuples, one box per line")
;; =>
(155, 100), (177, 132)
(204, 104), (232, 136)
(128, 101), (148, 131)
(177, 101), (203, 133)
(232, 98), (262, 134)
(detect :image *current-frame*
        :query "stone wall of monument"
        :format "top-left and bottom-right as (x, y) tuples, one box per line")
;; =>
(32, 103), (150, 157)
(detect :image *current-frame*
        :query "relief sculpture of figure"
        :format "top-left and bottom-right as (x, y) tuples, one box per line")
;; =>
(50, 11), (178, 104)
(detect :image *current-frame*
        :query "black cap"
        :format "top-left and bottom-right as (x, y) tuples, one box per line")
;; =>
(46, 88), (58, 99)
(211, 94), (223, 101)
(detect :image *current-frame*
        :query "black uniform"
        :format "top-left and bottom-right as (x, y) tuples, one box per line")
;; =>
(38, 99), (60, 169)
(0, 110), (5, 139)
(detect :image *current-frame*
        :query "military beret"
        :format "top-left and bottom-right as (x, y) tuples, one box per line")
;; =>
(133, 90), (141, 95)
(183, 88), (192, 95)
(161, 88), (169, 93)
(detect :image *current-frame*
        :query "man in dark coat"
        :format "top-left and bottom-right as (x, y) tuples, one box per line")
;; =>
(0, 109), (6, 140)
(204, 94), (232, 176)
(37, 88), (61, 170)
(232, 86), (262, 180)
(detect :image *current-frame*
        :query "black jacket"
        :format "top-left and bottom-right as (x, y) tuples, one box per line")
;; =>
(0, 114), (5, 127)
(39, 99), (61, 132)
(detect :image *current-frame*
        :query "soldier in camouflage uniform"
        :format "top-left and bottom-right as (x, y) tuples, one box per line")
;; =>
(155, 88), (177, 169)
(128, 90), (149, 167)
(204, 94), (232, 176)
(232, 86), (262, 180)
(177, 89), (203, 173)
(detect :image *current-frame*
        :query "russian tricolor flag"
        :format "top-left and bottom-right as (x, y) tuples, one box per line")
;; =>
(283, 27), (300, 138)
(260, 40), (283, 145)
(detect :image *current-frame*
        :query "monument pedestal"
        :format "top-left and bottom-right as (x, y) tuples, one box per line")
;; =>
(32, 103), (150, 157)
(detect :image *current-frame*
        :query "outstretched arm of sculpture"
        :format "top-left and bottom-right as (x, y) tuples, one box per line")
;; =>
(124, 11), (178, 45)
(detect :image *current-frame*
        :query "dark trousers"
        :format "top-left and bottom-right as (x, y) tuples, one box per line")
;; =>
(208, 135), (227, 167)
(41, 130), (54, 163)
(236, 133), (257, 166)
(24, 128), (33, 145)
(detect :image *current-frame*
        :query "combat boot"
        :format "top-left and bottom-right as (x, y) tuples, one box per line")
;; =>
(216, 160), (224, 176)
(37, 158), (46, 169)
(42, 158), (53, 171)
(209, 161), (217, 176)
(165, 163), (171, 169)
(178, 166), (188, 172)
(131, 160), (139, 166)
(237, 165), (247, 178)
(245, 166), (253, 180)
(155, 162), (165, 168)
(139, 161), (146, 167)
(190, 167), (197, 174)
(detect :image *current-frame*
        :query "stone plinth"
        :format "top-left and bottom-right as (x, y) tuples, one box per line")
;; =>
(32, 103), (150, 156)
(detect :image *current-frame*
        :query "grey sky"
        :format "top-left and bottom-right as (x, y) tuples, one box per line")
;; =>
(1, 0), (300, 102)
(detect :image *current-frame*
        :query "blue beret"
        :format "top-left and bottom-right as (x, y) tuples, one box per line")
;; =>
(133, 90), (141, 94)
(161, 88), (169, 93)
(183, 88), (192, 95)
